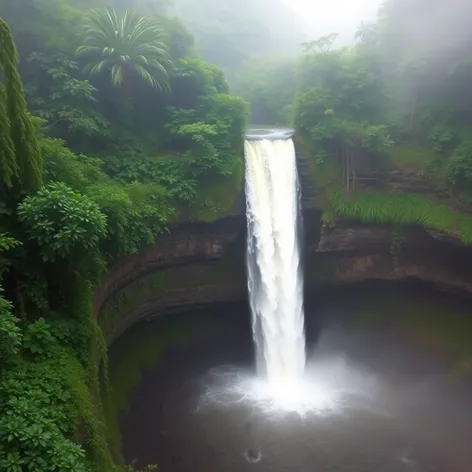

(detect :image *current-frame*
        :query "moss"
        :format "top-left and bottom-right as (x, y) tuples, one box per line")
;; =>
(389, 145), (435, 171)
(103, 310), (237, 463)
(357, 291), (472, 379)
(102, 317), (194, 463)
(330, 189), (472, 244)
(189, 155), (244, 222)
(65, 350), (112, 470)
(98, 261), (241, 337)
(99, 228), (247, 336)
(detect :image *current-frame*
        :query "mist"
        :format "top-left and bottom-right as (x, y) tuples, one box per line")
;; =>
(285, 0), (381, 45)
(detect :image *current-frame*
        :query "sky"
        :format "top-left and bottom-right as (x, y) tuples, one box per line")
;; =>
(283, 0), (382, 44)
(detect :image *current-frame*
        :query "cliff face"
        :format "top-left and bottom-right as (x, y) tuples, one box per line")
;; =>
(307, 223), (472, 293)
(95, 145), (472, 343)
(96, 216), (248, 343)
(96, 209), (472, 343)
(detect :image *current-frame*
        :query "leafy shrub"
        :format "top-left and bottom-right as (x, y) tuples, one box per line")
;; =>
(18, 182), (107, 261)
(448, 138), (472, 191)
(165, 93), (247, 179)
(0, 289), (22, 364)
(23, 318), (56, 360)
(0, 304), (102, 472)
(41, 136), (105, 190)
(0, 354), (91, 472)
(428, 124), (457, 153)
(101, 152), (197, 202)
(86, 182), (174, 257)
(0, 233), (21, 274)
(25, 52), (110, 141)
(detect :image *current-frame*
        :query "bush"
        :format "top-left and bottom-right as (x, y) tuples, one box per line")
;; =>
(18, 182), (107, 262)
(0, 289), (22, 364)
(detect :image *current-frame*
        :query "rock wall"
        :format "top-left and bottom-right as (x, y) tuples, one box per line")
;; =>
(96, 210), (472, 344)
(307, 223), (472, 294)
(96, 216), (248, 343)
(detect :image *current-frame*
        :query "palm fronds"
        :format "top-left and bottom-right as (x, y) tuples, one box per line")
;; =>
(77, 9), (172, 91)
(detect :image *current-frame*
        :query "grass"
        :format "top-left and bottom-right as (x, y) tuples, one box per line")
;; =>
(189, 155), (244, 222)
(330, 189), (472, 244)
(389, 144), (435, 171)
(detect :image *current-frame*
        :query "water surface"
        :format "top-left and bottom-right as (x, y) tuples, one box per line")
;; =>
(111, 282), (472, 471)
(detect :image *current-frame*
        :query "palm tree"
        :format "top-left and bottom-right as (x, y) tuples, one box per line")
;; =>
(77, 9), (173, 91)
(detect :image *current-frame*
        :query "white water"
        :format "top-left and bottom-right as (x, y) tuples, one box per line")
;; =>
(244, 138), (306, 394)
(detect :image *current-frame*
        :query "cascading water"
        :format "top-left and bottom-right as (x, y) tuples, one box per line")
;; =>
(201, 131), (354, 414)
(244, 135), (306, 393)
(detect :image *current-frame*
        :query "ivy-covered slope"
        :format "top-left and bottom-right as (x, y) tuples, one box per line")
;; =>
(0, 3), (248, 471)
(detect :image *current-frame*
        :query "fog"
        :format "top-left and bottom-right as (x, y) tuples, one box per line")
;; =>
(111, 0), (472, 72)
(284, 0), (381, 44)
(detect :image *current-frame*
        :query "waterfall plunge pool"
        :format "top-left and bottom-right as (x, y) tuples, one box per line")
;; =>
(107, 281), (472, 471)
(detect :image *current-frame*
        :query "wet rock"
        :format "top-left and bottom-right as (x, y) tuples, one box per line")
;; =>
(245, 448), (262, 463)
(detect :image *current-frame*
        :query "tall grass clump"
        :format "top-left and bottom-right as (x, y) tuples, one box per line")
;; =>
(330, 189), (472, 244)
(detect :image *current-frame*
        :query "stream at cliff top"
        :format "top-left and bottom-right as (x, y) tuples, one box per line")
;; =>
(110, 282), (472, 471)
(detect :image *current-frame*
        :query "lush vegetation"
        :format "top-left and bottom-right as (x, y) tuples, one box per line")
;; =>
(289, 1), (472, 242)
(0, 1), (247, 470)
(2, 0), (472, 470)
(226, 0), (472, 242)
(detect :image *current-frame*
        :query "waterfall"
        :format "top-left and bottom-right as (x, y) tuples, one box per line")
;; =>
(245, 137), (306, 391)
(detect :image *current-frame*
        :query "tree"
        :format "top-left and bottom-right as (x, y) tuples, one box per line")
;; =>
(295, 36), (392, 191)
(76, 8), (173, 91)
(24, 52), (110, 142)
(0, 17), (43, 192)
(232, 55), (297, 126)
(17, 182), (107, 262)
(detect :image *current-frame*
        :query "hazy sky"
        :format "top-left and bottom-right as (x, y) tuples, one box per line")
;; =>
(283, 0), (382, 43)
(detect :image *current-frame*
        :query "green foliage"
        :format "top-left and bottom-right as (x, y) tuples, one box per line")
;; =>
(0, 232), (20, 252)
(0, 5), (248, 472)
(159, 15), (194, 60)
(25, 52), (110, 140)
(0, 17), (43, 191)
(77, 8), (173, 90)
(165, 87), (247, 179)
(18, 182), (107, 262)
(448, 138), (472, 191)
(0, 232), (21, 274)
(41, 136), (106, 189)
(101, 152), (197, 201)
(0, 288), (22, 364)
(428, 124), (458, 153)
(294, 41), (392, 177)
(86, 181), (173, 256)
(330, 189), (472, 244)
(23, 318), (56, 360)
(389, 144), (434, 171)
(0, 305), (113, 472)
(232, 55), (297, 125)
(170, 58), (230, 107)
(103, 316), (193, 462)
